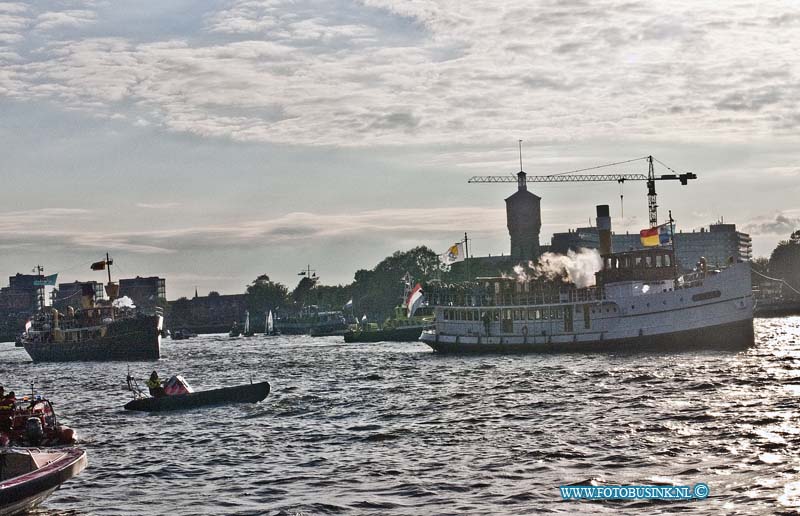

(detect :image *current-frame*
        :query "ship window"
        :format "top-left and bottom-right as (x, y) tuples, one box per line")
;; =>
(493, 311), (500, 322)
(656, 255), (663, 267)
(635, 257), (642, 267)
(665, 255), (671, 267)
(528, 308), (536, 320)
(494, 283), (500, 294)
(646, 255), (652, 267)
(443, 311), (449, 321)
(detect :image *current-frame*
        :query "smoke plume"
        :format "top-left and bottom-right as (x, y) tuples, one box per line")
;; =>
(112, 296), (136, 309)
(516, 248), (602, 289)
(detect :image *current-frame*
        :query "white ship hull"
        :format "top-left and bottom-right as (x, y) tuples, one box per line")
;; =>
(421, 262), (754, 353)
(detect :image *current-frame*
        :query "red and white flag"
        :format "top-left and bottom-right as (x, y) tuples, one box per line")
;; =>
(406, 283), (425, 318)
(24, 320), (32, 334)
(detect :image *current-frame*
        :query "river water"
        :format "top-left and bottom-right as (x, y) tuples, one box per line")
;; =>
(2, 316), (800, 515)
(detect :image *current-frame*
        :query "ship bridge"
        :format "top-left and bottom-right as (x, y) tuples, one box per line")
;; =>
(596, 248), (677, 285)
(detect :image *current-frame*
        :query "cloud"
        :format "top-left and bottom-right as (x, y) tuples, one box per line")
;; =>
(34, 10), (96, 32)
(136, 202), (181, 209)
(744, 213), (800, 236)
(0, 0), (797, 147)
(0, 207), (506, 255)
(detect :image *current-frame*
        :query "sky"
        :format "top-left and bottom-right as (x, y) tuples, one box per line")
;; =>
(1, 0), (798, 298)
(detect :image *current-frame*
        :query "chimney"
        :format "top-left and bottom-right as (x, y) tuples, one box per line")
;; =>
(596, 205), (612, 256)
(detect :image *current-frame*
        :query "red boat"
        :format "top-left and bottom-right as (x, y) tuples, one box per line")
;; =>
(0, 396), (76, 448)
(0, 447), (87, 515)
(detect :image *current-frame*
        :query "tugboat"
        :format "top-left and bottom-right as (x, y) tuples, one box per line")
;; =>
(21, 255), (162, 362)
(421, 205), (754, 353)
(344, 279), (432, 343)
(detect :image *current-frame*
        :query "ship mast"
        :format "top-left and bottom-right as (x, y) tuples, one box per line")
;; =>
(106, 252), (113, 284)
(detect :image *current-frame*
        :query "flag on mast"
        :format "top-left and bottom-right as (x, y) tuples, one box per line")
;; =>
(439, 242), (465, 265)
(639, 224), (672, 247)
(90, 260), (107, 271)
(406, 283), (425, 318)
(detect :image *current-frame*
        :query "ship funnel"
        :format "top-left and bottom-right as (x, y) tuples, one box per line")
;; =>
(596, 205), (612, 256)
(105, 282), (119, 300)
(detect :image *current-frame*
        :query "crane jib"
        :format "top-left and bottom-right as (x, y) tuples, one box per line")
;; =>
(466, 155), (698, 229)
(467, 173), (697, 183)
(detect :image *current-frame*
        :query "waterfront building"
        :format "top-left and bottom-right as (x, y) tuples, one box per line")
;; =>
(167, 292), (247, 333)
(54, 281), (105, 311)
(0, 273), (46, 340)
(506, 172), (542, 261)
(119, 276), (166, 311)
(549, 222), (752, 271)
(550, 227), (600, 255)
(1, 274), (45, 312)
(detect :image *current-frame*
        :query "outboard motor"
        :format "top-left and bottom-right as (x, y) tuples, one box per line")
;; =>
(25, 417), (44, 446)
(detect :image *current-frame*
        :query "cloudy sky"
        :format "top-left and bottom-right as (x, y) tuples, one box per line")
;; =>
(1, 0), (798, 298)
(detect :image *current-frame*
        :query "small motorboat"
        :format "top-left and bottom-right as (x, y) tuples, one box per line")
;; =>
(124, 374), (270, 412)
(0, 395), (76, 448)
(0, 447), (87, 515)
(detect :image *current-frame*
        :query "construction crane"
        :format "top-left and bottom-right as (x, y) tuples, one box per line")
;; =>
(468, 148), (697, 228)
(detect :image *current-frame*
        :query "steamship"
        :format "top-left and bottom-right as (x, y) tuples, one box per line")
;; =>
(420, 206), (754, 353)
(22, 256), (162, 362)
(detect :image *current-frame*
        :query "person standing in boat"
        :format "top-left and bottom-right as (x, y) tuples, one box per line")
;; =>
(146, 371), (166, 398)
(0, 391), (16, 410)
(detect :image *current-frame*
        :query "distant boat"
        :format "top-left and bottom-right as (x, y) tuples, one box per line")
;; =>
(344, 278), (432, 343)
(171, 328), (197, 340)
(242, 311), (254, 337)
(264, 310), (279, 336)
(0, 447), (87, 514)
(277, 306), (347, 336)
(229, 321), (241, 338)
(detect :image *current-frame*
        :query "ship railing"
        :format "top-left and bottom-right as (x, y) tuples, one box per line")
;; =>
(427, 287), (606, 307)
